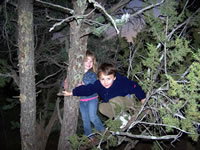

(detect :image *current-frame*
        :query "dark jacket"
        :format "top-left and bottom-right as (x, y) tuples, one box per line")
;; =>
(73, 72), (146, 103)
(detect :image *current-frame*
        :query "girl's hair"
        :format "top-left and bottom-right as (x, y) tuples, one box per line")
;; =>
(97, 63), (117, 78)
(86, 50), (97, 73)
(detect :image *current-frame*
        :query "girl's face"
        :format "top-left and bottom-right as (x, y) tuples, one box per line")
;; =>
(84, 56), (93, 72)
(99, 73), (116, 89)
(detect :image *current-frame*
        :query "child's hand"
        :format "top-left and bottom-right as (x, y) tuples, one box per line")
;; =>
(62, 91), (72, 96)
(77, 81), (84, 87)
(141, 98), (146, 104)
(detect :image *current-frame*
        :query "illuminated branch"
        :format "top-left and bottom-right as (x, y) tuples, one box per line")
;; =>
(114, 131), (179, 140)
(49, 9), (96, 32)
(88, 0), (120, 34)
(35, 0), (74, 14)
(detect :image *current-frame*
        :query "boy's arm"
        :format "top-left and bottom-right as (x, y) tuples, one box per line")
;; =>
(63, 83), (98, 97)
(126, 79), (146, 101)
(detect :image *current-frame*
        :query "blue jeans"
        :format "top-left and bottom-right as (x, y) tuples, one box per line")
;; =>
(80, 98), (105, 136)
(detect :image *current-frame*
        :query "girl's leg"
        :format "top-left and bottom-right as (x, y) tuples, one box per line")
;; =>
(88, 99), (105, 132)
(80, 101), (93, 136)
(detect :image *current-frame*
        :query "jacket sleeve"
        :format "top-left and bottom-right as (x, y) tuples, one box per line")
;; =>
(73, 83), (97, 96)
(126, 79), (146, 100)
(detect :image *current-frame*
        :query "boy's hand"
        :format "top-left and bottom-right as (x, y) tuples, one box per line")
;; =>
(141, 98), (146, 104)
(62, 91), (72, 96)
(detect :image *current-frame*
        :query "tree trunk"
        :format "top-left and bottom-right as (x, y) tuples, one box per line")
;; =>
(57, 1), (88, 149)
(18, 0), (36, 150)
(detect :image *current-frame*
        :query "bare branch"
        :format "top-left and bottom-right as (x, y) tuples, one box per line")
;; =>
(0, 72), (12, 78)
(131, 0), (165, 18)
(109, 0), (131, 15)
(114, 131), (178, 140)
(136, 121), (191, 134)
(49, 9), (96, 32)
(88, 0), (120, 34)
(36, 69), (62, 86)
(167, 7), (200, 40)
(35, 0), (74, 14)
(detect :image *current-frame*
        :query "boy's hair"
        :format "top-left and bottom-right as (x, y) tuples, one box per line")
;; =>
(86, 50), (97, 73)
(97, 63), (117, 78)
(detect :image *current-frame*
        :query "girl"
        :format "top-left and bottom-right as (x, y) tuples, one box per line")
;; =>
(60, 51), (105, 137)
(80, 50), (105, 137)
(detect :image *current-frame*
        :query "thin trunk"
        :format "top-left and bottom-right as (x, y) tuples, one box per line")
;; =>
(57, 1), (88, 149)
(18, 0), (36, 149)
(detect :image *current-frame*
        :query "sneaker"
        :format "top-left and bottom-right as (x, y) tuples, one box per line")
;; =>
(88, 136), (99, 144)
(116, 112), (131, 129)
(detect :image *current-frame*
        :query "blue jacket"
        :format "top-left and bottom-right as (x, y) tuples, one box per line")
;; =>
(73, 72), (146, 103)
(80, 70), (98, 99)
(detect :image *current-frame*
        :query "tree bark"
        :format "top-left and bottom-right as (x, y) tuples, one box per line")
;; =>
(57, 1), (88, 149)
(18, 0), (36, 149)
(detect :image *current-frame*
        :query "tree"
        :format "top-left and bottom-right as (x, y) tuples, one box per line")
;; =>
(24, 0), (165, 149)
(18, 0), (36, 149)
(3, 0), (199, 149)
(113, 0), (200, 149)
(57, 1), (89, 149)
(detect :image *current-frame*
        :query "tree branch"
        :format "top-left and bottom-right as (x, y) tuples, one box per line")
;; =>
(115, 131), (178, 140)
(88, 0), (120, 34)
(35, 0), (74, 14)
(131, 0), (165, 18)
(36, 69), (62, 86)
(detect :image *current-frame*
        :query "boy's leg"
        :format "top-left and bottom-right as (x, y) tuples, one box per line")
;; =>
(110, 96), (134, 107)
(99, 102), (115, 119)
(109, 96), (134, 116)
(88, 98), (105, 132)
(99, 96), (134, 119)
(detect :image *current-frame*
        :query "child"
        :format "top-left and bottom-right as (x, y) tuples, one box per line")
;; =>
(61, 51), (105, 137)
(63, 63), (146, 119)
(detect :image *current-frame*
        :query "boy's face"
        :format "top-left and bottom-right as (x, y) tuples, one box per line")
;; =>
(99, 73), (116, 88)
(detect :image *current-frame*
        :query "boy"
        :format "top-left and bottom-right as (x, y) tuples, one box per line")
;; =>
(63, 63), (146, 119)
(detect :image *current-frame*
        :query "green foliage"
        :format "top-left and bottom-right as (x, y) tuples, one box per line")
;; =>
(168, 38), (192, 67)
(93, 24), (109, 37)
(151, 142), (162, 150)
(142, 43), (160, 71)
(160, 1), (184, 29)
(108, 136), (118, 147)
(167, 75), (183, 97)
(95, 16), (106, 23)
(105, 119), (122, 132)
(11, 121), (20, 130)
(0, 78), (9, 88)
(141, 43), (160, 91)
(2, 98), (19, 110)
(68, 134), (89, 150)
(164, 49), (200, 140)
(68, 134), (80, 150)
(116, 0), (200, 145)
(0, 60), (11, 87)
(162, 114), (180, 132)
